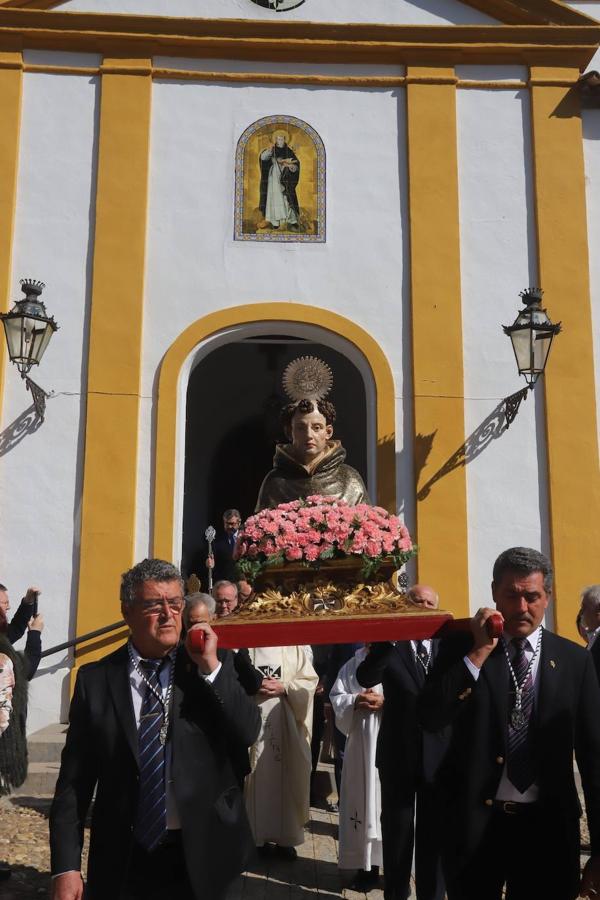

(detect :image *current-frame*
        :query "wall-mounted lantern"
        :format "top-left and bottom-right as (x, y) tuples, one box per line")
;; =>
(502, 288), (561, 389)
(0, 279), (59, 420)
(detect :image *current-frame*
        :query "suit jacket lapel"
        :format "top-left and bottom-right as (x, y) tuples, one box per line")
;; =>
(482, 643), (510, 748)
(107, 643), (139, 766)
(536, 629), (560, 729)
(395, 641), (422, 689)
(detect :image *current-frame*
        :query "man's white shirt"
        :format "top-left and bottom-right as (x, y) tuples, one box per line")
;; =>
(128, 644), (221, 829)
(463, 626), (542, 803)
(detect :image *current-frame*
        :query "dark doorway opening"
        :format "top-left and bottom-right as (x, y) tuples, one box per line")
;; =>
(181, 336), (368, 579)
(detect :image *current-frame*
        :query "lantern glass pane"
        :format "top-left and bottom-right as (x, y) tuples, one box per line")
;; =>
(509, 327), (533, 373)
(2, 316), (24, 361)
(33, 322), (54, 364)
(533, 330), (553, 373)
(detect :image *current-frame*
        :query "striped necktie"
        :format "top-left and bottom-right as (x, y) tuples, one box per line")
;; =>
(506, 637), (536, 793)
(134, 659), (168, 851)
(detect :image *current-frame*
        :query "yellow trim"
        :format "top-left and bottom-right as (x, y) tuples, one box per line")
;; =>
(0, 51), (22, 424)
(0, 11), (598, 69)
(530, 66), (600, 642)
(406, 66), (469, 618)
(0, 59), (575, 93)
(74, 56), (152, 671)
(0, 0), (596, 25)
(152, 304), (396, 560)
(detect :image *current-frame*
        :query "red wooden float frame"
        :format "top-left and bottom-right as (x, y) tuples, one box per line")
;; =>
(189, 611), (503, 651)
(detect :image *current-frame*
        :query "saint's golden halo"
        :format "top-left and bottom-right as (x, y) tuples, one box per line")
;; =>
(271, 129), (290, 145)
(282, 356), (333, 402)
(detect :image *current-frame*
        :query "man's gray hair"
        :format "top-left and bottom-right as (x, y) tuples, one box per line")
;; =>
(212, 579), (238, 598)
(581, 585), (600, 611)
(183, 592), (215, 628)
(492, 547), (553, 594)
(120, 558), (184, 607)
(223, 509), (241, 521)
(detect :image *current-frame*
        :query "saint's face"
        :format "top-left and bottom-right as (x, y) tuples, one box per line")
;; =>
(214, 587), (239, 618)
(492, 570), (549, 638)
(0, 591), (8, 614)
(123, 578), (183, 658)
(290, 409), (333, 463)
(275, 136), (286, 148)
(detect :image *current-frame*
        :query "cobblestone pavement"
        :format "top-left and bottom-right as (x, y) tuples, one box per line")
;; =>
(0, 795), (388, 899)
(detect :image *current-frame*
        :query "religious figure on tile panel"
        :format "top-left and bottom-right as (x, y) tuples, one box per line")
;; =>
(234, 115), (325, 243)
(249, 0), (306, 10)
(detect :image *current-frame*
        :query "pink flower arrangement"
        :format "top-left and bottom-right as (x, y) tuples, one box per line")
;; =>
(236, 495), (416, 581)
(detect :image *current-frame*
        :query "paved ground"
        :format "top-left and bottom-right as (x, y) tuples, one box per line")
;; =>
(0, 784), (591, 898)
(0, 793), (388, 899)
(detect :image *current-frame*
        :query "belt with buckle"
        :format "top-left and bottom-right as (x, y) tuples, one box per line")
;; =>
(493, 800), (538, 815)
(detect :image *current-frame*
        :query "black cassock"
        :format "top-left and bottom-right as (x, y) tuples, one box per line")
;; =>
(259, 142), (300, 218)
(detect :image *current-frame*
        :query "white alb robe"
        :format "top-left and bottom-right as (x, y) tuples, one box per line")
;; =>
(330, 647), (383, 871)
(245, 645), (318, 847)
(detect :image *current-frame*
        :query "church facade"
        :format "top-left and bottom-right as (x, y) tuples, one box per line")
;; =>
(0, 0), (599, 731)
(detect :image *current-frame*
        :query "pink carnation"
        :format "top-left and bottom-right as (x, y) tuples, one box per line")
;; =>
(285, 546), (303, 561)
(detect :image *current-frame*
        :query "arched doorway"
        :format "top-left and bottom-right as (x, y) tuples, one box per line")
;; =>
(152, 304), (396, 564)
(181, 334), (368, 577)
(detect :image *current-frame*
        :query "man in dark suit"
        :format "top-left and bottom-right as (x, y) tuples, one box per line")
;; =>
(421, 547), (600, 900)
(206, 509), (242, 584)
(49, 558), (261, 900)
(580, 584), (600, 683)
(356, 584), (448, 900)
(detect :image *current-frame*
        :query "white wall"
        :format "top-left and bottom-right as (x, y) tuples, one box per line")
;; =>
(457, 85), (551, 615)
(56, 0), (498, 25)
(141, 79), (411, 548)
(1, 71), (99, 732)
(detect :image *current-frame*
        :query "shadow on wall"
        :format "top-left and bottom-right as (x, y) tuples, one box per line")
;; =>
(415, 386), (530, 500)
(0, 403), (43, 457)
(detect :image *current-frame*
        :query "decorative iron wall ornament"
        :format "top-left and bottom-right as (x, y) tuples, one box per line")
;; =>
(249, 0), (306, 10)
(234, 115), (326, 243)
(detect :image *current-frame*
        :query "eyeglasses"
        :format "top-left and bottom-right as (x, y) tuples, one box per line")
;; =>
(136, 597), (185, 616)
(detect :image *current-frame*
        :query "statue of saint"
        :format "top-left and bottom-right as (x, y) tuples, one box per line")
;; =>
(256, 389), (370, 511)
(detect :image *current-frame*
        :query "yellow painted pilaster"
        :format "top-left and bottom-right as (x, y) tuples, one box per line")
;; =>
(406, 67), (469, 615)
(75, 57), (152, 667)
(530, 67), (600, 641)
(0, 51), (23, 422)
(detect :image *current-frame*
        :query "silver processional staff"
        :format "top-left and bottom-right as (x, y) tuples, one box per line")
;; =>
(205, 525), (216, 592)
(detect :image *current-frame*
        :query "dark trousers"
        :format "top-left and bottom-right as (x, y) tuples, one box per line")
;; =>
(380, 775), (445, 900)
(120, 832), (195, 900)
(445, 804), (580, 900)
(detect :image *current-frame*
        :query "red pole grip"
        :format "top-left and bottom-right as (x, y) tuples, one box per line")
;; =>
(188, 628), (206, 653)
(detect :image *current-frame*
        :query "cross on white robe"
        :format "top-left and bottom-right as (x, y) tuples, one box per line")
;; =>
(330, 647), (383, 871)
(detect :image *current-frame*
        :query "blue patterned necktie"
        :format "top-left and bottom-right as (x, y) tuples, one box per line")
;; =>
(506, 637), (536, 793)
(134, 659), (168, 851)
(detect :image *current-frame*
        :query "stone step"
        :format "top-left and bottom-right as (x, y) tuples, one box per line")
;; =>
(13, 761), (61, 797)
(27, 723), (67, 763)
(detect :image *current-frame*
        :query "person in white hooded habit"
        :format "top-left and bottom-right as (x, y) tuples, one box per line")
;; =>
(330, 645), (384, 893)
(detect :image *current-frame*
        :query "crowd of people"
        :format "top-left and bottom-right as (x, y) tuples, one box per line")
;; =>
(3, 537), (600, 899)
